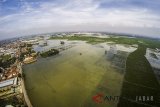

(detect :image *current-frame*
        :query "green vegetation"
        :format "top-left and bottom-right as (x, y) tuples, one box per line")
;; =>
(0, 54), (11, 61)
(23, 35), (160, 107)
(50, 35), (160, 48)
(26, 44), (33, 47)
(20, 43), (33, 48)
(19, 47), (36, 61)
(0, 55), (16, 68)
(50, 35), (107, 44)
(19, 52), (26, 61)
(117, 45), (160, 107)
(0, 96), (25, 107)
(40, 49), (59, 58)
(51, 35), (160, 106)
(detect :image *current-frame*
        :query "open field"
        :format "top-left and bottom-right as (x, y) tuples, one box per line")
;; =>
(118, 45), (160, 107)
(50, 35), (160, 106)
(50, 35), (160, 48)
(22, 35), (160, 107)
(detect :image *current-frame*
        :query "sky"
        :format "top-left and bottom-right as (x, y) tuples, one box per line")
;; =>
(0, 0), (160, 40)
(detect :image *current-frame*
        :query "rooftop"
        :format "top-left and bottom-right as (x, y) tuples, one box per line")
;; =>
(0, 77), (17, 88)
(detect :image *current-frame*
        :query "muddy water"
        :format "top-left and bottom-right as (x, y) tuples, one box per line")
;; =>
(23, 42), (126, 107)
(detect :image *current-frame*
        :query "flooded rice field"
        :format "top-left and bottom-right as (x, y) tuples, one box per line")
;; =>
(23, 40), (137, 107)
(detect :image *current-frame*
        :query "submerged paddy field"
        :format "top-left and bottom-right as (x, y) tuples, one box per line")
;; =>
(24, 42), (127, 107)
(23, 35), (160, 107)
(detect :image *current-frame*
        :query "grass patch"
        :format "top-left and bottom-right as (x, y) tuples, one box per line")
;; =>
(50, 35), (160, 48)
(40, 49), (59, 58)
(117, 45), (160, 107)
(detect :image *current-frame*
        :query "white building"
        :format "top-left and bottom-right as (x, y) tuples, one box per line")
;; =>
(0, 77), (17, 92)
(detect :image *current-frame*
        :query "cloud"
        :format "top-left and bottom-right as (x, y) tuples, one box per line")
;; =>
(0, 0), (160, 39)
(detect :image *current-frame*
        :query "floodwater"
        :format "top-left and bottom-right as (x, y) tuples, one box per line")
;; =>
(145, 48), (160, 83)
(23, 40), (136, 107)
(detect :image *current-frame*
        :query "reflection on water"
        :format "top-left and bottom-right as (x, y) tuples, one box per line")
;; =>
(145, 48), (160, 83)
(99, 43), (137, 72)
(23, 40), (136, 107)
(33, 40), (83, 52)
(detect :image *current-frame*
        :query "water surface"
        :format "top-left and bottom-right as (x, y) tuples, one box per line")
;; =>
(23, 41), (134, 107)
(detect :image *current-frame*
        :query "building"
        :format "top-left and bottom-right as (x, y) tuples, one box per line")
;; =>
(21, 39), (39, 45)
(1, 66), (18, 81)
(0, 77), (18, 96)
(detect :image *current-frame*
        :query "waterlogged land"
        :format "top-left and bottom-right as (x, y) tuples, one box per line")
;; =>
(23, 35), (160, 107)
(50, 35), (160, 47)
(23, 41), (133, 107)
